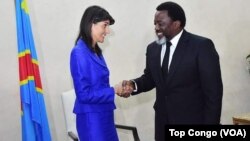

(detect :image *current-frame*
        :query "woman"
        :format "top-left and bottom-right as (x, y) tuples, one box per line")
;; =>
(70, 5), (121, 141)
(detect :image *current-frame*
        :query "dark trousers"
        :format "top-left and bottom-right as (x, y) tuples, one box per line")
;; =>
(155, 112), (167, 141)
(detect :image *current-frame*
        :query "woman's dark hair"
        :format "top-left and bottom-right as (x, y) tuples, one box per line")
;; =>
(156, 1), (186, 28)
(75, 5), (115, 55)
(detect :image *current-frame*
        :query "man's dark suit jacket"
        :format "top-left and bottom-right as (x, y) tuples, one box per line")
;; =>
(132, 30), (223, 140)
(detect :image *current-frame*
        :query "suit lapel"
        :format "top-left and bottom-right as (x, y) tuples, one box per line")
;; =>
(89, 53), (107, 68)
(156, 44), (166, 84)
(78, 39), (108, 69)
(166, 31), (189, 84)
(150, 42), (165, 84)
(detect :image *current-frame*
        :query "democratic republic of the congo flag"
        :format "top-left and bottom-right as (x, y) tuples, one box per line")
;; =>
(15, 0), (51, 140)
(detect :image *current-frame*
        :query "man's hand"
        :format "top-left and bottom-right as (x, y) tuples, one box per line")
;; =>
(120, 80), (134, 98)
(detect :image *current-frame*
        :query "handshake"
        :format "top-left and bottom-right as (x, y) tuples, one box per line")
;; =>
(114, 80), (135, 98)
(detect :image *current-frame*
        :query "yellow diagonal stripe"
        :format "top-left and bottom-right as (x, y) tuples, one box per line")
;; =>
(18, 50), (39, 65)
(36, 87), (43, 94)
(20, 76), (43, 94)
(20, 76), (34, 85)
(18, 49), (30, 57)
(32, 59), (39, 65)
(21, 0), (29, 14)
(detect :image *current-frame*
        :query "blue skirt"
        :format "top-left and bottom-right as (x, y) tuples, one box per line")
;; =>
(76, 111), (119, 141)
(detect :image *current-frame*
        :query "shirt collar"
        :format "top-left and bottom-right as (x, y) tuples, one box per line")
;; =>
(170, 29), (183, 47)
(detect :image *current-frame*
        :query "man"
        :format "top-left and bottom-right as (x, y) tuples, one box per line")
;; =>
(120, 1), (223, 141)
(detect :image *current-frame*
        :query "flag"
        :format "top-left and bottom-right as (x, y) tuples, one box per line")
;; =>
(15, 0), (52, 140)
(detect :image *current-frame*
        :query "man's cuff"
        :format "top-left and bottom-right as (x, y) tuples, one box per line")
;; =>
(131, 80), (138, 92)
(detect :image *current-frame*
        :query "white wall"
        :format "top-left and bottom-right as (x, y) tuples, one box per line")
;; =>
(1, 0), (250, 141)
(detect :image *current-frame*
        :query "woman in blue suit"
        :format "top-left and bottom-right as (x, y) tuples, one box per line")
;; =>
(70, 5), (121, 141)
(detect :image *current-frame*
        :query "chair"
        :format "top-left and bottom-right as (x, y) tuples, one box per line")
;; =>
(61, 89), (140, 141)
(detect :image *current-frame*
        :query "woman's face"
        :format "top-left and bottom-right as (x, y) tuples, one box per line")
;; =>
(91, 20), (111, 46)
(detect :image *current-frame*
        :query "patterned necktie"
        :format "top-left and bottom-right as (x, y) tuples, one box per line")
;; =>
(162, 41), (172, 76)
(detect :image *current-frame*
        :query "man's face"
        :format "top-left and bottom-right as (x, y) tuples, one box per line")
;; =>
(154, 10), (174, 40)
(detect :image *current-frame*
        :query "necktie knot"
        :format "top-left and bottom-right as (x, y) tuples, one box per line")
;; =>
(167, 41), (172, 48)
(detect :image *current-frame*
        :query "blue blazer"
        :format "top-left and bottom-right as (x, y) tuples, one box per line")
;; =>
(70, 39), (115, 114)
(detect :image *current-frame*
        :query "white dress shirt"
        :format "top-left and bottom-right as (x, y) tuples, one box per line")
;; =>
(160, 30), (183, 70)
(133, 30), (184, 92)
